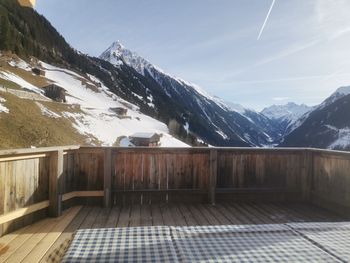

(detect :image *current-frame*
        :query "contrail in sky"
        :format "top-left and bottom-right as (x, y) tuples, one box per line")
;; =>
(257, 0), (276, 40)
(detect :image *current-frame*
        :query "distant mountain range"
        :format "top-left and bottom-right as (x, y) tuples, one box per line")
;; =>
(280, 87), (350, 150)
(0, 0), (350, 150)
(261, 102), (314, 143)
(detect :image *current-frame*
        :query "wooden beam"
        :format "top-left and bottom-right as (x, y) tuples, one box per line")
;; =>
(104, 148), (112, 208)
(49, 150), (64, 217)
(0, 200), (49, 224)
(62, 191), (104, 201)
(209, 149), (218, 205)
(0, 145), (80, 157)
(0, 153), (48, 163)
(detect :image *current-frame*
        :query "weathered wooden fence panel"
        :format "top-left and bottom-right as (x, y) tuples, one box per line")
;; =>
(312, 151), (350, 215)
(112, 149), (210, 205)
(216, 150), (310, 201)
(0, 156), (50, 235)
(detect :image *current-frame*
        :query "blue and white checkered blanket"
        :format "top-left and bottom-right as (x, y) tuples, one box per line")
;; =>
(62, 223), (350, 262)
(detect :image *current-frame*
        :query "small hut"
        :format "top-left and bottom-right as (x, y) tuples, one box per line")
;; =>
(32, 67), (45, 76)
(110, 107), (128, 116)
(44, 84), (66, 103)
(129, 133), (161, 147)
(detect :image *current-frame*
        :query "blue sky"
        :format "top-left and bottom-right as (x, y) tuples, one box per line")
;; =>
(36, 0), (350, 110)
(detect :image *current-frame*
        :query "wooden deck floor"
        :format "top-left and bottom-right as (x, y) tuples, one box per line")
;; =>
(0, 202), (345, 262)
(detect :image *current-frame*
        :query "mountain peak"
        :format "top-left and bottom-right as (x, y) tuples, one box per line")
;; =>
(110, 40), (125, 50)
(335, 86), (350, 96)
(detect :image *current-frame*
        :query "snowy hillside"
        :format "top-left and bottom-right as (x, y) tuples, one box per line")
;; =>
(100, 41), (278, 147)
(0, 55), (188, 148)
(280, 89), (350, 150)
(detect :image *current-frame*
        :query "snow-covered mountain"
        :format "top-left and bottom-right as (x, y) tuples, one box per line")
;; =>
(100, 41), (278, 147)
(261, 102), (312, 123)
(280, 87), (350, 150)
(261, 102), (313, 142)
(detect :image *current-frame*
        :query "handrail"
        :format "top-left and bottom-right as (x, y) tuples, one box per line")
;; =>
(0, 145), (80, 157)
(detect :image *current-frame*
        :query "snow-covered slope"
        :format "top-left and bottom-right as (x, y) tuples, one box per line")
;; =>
(0, 56), (188, 147)
(280, 88), (350, 150)
(319, 86), (350, 108)
(100, 41), (278, 147)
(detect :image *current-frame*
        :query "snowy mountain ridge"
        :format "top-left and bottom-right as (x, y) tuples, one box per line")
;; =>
(261, 102), (312, 123)
(99, 41), (279, 147)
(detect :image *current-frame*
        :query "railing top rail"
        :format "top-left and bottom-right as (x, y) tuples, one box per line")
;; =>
(0, 145), (349, 158)
(0, 145), (80, 157)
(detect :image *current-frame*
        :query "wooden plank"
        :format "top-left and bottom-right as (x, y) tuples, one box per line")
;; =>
(104, 207), (120, 228)
(151, 204), (164, 226)
(79, 207), (101, 229)
(248, 203), (283, 224)
(178, 204), (197, 226)
(40, 207), (91, 263)
(187, 205), (209, 226)
(117, 207), (131, 227)
(214, 204), (241, 224)
(170, 204), (187, 226)
(92, 208), (111, 228)
(195, 204), (221, 225)
(221, 203), (253, 224)
(49, 150), (64, 217)
(237, 203), (273, 224)
(160, 205), (175, 226)
(0, 145), (80, 157)
(0, 218), (51, 261)
(0, 154), (48, 163)
(4, 212), (70, 262)
(140, 205), (152, 226)
(129, 205), (141, 227)
(208, 150), (218, 205)
(0, 200), (49, 225)
(21, 206), (82, 262)
(104, 149), (112, 208)
(62, 191), (104, 201)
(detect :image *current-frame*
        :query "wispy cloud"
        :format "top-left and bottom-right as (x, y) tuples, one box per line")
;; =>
(224, 72), (350, 86)
(273, 97), (290, 101)
(257, 0), (276, 40)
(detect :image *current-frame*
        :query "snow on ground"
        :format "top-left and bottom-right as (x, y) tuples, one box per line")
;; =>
(0, 96), (9, 113)
(8, 58), (31, 71)
(0, 71), (42, 94)
(41, 62), (188, 147)
(329, 127), (350, 149)
(35, 102), (61, 118)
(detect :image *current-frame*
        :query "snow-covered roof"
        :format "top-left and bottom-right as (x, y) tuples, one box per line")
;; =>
(129, 132), (158, 139)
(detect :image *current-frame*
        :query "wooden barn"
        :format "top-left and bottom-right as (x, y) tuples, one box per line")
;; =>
(110, 107), (128, 116)
(129, 132), (161, 146)
(43, 84), (66, 103)
(32, 67), (45, 76)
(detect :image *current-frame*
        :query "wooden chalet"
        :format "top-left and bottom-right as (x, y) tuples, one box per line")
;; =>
(32, 67), (45, 76)
(109, 107), (128, 116)
(129, 132), (161, 146)
(0, 146), (350, 261)
(43, 84), (66, 103)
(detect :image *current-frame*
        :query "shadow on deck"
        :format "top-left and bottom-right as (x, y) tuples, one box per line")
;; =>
(0, 202), (345, 262)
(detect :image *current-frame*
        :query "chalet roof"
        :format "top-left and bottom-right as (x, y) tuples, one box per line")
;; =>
(129, 132), (158, 139)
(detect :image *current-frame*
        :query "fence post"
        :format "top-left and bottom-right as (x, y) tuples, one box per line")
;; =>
(104, 148), (112, 208)
(49, 150), (63, 217)
(209, 149), (218, 205)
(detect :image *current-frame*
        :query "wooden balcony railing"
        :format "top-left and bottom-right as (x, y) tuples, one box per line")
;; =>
(0, 146), (350, 236)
